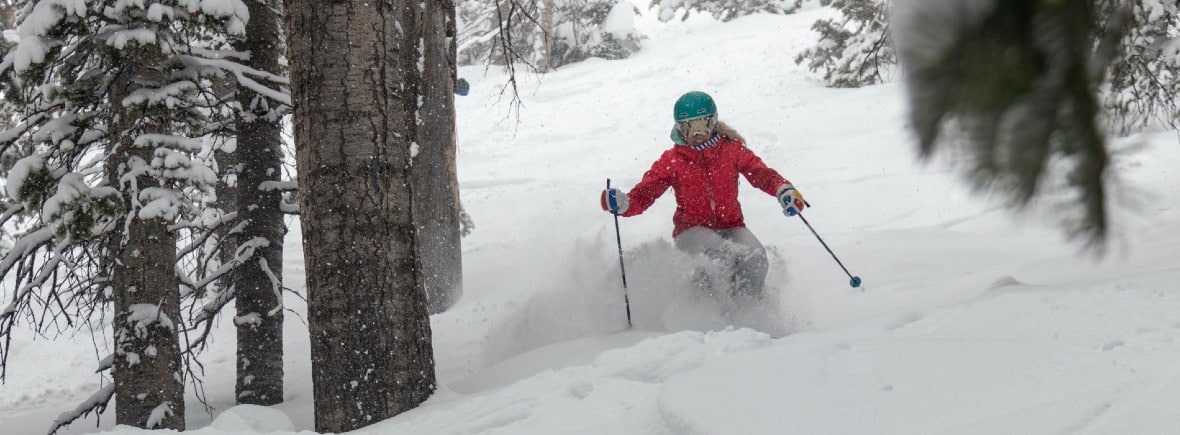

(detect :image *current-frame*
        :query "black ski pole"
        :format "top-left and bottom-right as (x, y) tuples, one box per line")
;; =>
(607, 179), (633, 327)
(796, 212), (863, 289)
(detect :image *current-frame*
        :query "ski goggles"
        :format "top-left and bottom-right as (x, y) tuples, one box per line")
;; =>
(677, 116), (716, 139)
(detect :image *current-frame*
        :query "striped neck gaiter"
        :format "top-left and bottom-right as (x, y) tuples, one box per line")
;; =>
(689, 134), (721, 151)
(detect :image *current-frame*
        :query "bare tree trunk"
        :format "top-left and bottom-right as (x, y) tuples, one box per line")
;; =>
(108, 44), (185, 431)
(285, 0), (436, 432)
(234, 0), (286, 405)
(415, 0), (464, 314)
(539, 0), (555, 72)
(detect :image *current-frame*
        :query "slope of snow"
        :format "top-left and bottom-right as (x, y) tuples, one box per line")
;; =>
(3, 3), (1179, 435)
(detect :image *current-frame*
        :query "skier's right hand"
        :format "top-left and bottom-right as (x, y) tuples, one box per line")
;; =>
(777, 184), (807, 217)
(600, 188), (630, 215)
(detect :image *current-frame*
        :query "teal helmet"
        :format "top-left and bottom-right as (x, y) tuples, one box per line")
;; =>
(673, 91), (717, 122)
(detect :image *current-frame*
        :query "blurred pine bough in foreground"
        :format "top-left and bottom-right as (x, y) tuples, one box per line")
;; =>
(800, 0), (1178, 249)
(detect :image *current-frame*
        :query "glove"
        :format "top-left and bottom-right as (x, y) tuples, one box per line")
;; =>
(776, 184), (807, 217)
(455, 78), (470, 96)
(600, 188), (630, 215)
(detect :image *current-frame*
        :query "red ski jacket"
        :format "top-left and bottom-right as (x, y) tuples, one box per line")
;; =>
(622, 135), (790, 237)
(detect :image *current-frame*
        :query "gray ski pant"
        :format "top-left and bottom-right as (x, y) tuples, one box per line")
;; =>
(673, 226), (769, 297)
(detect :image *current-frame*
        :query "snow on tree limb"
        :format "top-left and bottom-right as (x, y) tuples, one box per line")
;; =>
(145, 401), (175, 429)
(0, 226), (54, 278)
(127, 303), (176, 335)
(258, 257), (283, 317)
(258, 180), (298, 192)
(191, 284), (236, 325)
(46, 383), (114, 435)
(279, 192), (299, 215)
(195, 237), (268, 292)
(97, 353), (113, 373)
(188, 235), (269, 324)
(0, 114), (44, 144)
(176, 55), (291, 106)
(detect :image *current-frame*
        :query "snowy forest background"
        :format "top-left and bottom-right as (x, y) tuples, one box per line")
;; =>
(1, 0), (1179, 434)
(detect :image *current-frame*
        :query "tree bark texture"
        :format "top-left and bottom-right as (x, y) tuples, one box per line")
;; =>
(285, 1), (436, 432)
(233, 0), (287, 406)
(107, 45), (185, 431)
(414, 0), (464, 314)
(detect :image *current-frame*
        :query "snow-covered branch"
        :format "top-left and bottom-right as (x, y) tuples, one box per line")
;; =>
(46, 383), (114, 435)
(176, 55), (290, 106)
(0, 113), (45, 145)
(0, 227), (55, 281)
(280, 192), (299, 215)
(258, 258), (282, 317)
(191, 285), (236, 325)
(258, 180), (297, 192)
(96, 353), (113, 373)
(189, 236), (268, 297)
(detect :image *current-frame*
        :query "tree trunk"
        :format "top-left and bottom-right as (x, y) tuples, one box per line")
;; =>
(540, 0), (555, 72)
(414, 0), (464, 314)
(108, 44), (185, 431)
(285, 0), (436, 432)
(233, 0), (286, 405)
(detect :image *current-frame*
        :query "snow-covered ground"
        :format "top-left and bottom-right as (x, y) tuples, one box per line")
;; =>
(4, 3), (1180, 434)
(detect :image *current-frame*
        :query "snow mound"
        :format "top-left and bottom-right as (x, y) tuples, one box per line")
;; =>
(372, 328), (775, 434)
(657, 271), (1180, 434)
(207, 404), (296, 433)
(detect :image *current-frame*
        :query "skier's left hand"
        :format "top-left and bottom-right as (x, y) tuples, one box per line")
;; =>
(777, 184), (807, 217)
(600, 188), (629, 215)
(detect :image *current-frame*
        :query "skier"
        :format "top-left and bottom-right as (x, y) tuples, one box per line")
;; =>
(600, 91), (807, 297)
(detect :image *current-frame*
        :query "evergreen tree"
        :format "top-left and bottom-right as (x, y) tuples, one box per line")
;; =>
(285, 0), (438, 430)
(415, 0), (465, 314)
(551, 0), (642, 66)
(794, 0), (893, 88)
(106, 40), (185, 428)
(651, 0), (800, 22)
(229, 0), (288, 405)
(0, 0), (253, 429)
(457, 0), (642, 70)
(1099, 0), (1180, 134)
